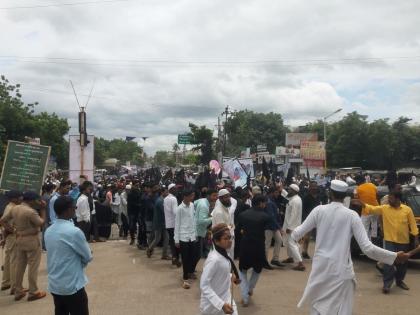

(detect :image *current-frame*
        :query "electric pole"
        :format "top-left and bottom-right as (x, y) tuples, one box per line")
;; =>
(222, 106), (231, 157)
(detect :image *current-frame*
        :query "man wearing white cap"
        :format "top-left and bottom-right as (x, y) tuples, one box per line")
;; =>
(281, 184), (305, 271)
(212, 189), (235, 259)
(164, 183), (181, 267)
(290, 180), (409, 315)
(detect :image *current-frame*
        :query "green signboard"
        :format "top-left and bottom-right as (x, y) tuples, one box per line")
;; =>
(0, 141), (51, 193)
(178, 134), (192, 145)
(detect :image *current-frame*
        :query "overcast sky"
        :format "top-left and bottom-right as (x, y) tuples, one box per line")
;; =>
(1, 0), (420, 154)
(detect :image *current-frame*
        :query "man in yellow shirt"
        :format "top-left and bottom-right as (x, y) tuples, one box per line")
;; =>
(357, 190), (419, 294)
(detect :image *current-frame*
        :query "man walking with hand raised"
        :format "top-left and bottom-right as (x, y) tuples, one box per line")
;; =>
(291, 180), (409, 315)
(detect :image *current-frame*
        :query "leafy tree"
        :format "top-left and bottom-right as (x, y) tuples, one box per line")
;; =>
(296, 119), (325, 141)
(0, 76), (70, 168)
(224, 110), (289, 156)
(93, 137), (145, 167)
(184, 153), (199, 165)
(152, 150), (176, 167)
(188, 123), (215, 164)
(32, 112), (70, 168)
(326, 112), (369, 168)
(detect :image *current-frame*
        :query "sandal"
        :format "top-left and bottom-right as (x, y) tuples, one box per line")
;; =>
(27, 291), (47, 302)
(292, 265), (306, 272)
(14, 292), (27, 301)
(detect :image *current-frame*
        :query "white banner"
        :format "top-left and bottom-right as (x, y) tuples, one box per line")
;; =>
(222, 158), (248, 188)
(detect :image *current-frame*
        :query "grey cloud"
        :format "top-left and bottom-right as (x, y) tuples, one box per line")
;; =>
(2, 0), (420, 154)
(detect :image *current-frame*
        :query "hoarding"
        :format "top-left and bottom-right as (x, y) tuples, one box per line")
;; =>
(285, 133), (318, 147)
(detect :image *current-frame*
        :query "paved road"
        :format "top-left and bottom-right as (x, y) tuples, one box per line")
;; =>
(1, 240), (419, 315)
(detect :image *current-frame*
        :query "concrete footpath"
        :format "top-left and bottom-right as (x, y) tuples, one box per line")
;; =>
(1, 240), (419, 315)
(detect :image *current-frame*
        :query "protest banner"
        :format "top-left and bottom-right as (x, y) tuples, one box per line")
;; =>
(222, 158), (248, 188)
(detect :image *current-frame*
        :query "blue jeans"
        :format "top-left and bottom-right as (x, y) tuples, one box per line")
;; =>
(239, 269), (261, 303)
(383, 241), (409, 288)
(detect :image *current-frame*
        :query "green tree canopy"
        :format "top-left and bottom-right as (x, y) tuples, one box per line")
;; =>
(188, 123), (215, 164)
(298, 111), (420, 170)
(94, 137), (145, 167)
(224, 110), (289, 156)
(0, 75), (70, 168)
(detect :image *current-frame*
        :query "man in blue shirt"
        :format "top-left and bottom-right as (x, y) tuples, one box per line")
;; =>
(45, 196), (93, 315)
(48, 180), (72, 225)
(264, 187), (285, 268)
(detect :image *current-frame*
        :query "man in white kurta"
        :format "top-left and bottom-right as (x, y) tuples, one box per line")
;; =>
(282, 184), (305, 271)
(291, 180), (405, 315)
(212, 189), (235, 259)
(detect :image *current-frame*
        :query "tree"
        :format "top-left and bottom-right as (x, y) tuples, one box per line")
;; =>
(0, 76), (70, 168)
(188, 123), (215, 165)
(296, 119), (325, 140)
(224, 110), (289, 156)
(94, 137), (145, 167)
(326, 112), (369, 168)
(32, 112), (70, 168)
(153, 150), (176, 167)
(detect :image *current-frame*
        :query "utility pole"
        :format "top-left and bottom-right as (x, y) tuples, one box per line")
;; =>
(71, 80), (92, 179)
(222, 106), (231, 157)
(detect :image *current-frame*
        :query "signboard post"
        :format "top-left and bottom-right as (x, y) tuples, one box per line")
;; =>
(178, 134), (192, 145)
(69, 135), (95, 183)
(0, 141), (51, 193)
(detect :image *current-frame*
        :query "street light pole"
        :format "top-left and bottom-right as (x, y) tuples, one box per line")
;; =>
(323, 108), (343, 171)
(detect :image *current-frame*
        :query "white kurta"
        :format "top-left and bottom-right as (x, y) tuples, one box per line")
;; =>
(212, 201), (235, 259)
(283, 195), (302, 231)
(200, 250), (237, 315)
(291, 202), (397, 315)
(164, 194), (178, 229)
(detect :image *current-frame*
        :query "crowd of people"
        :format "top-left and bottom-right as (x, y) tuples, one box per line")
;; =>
(0, 168), (419, 314)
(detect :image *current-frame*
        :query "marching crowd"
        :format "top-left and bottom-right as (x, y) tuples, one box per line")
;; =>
(0, 170), (419, 315)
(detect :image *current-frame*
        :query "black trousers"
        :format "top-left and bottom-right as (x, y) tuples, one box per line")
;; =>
(119, 213), (129, 237)
(128, 213), (140, 240)
(179, 240), (199, 280)
(76, 221), (91, 242)
(90, 215), (100, 241)
(52, 288), (89, 315)
(166, 228), (179, 260)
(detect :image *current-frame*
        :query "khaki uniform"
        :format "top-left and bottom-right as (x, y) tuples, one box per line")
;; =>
(1, 202), (18, 290)
(2, 202), (43, 297)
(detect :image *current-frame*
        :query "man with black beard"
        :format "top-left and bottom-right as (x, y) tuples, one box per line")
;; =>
(212, 189), (235, 259)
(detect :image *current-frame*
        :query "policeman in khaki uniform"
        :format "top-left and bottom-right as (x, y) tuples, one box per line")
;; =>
(1, 191), (47, 301)
(0, 190), (23, 294)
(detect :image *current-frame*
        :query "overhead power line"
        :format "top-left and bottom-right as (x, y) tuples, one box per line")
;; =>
(1, 55), (420, 68)
(0, 0), (134, 10)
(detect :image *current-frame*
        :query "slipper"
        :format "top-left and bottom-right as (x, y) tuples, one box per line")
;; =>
(27, 291), (47, 302)
(292, 265), (306, 271)
(14, 292), (27, 301)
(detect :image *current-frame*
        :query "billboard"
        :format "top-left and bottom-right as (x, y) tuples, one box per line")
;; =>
(69, 135), (95, 183)
(275, 146), (300, 157)
(285, 133), (318, 147)
(300, 141), (326, 160)
(0, 141), (50, 193)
